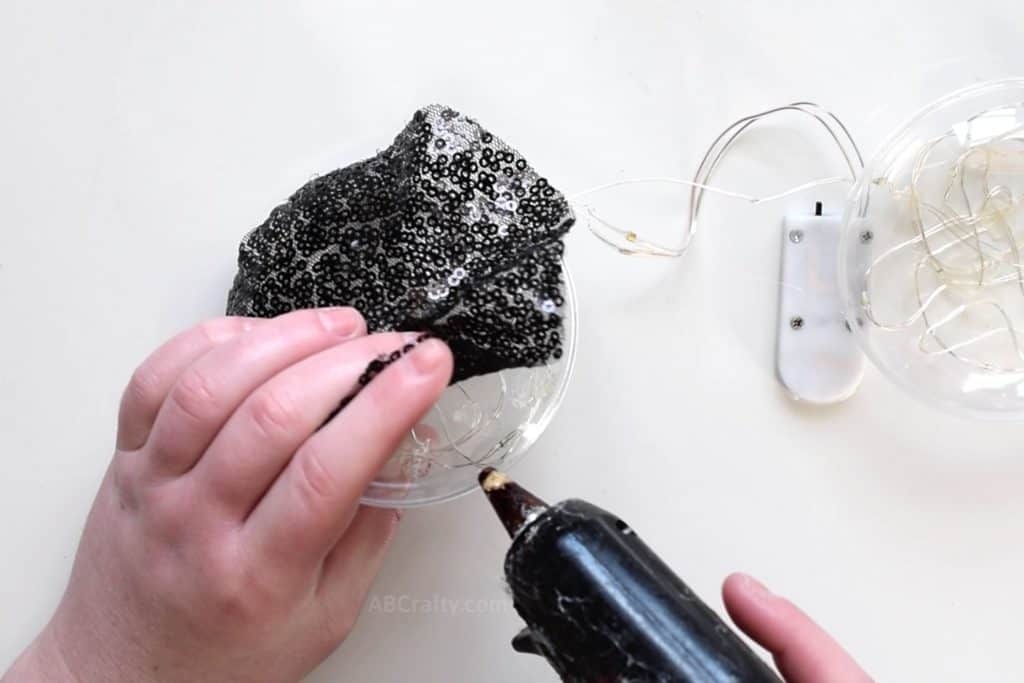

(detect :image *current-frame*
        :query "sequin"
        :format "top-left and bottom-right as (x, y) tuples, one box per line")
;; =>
(226, 104), (575, 383)
(495, 195), (518, 212)
(427, 283), (450, 301)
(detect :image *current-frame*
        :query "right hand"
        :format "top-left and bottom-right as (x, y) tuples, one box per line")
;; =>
(723, 573), (873, 683)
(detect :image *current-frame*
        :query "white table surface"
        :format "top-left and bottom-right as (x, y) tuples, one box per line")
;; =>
(4, 1), (1024, 681)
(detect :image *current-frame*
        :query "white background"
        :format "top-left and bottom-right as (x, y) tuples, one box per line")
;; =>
(3, 1), (1024, 681)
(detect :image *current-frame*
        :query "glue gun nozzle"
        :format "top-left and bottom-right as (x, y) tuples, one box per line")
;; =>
(478, 467), (549, 538)
(479, 467), (509, 491)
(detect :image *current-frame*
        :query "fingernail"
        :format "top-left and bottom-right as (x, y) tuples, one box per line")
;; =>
(408, 339), (448, 376)
(317, 308), (360, 337)
(741, 574), (775, 601)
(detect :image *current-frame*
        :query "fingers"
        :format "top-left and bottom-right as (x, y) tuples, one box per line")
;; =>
(145, 308), (366, 478)
(244, 339), (452, 568)
(722, 573), (872, 683)
(117, 317), (260, 451)
(189, 332), (413, 518)
(317, 506), (401, 631)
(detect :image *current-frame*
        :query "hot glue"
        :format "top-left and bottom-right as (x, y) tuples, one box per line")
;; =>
(479, 468), (781, 682)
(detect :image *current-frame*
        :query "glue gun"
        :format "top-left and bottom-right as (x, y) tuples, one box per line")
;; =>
(478, 468), (781, 683)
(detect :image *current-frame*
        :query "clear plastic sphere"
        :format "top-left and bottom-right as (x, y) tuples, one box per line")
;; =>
(840, 79), (1024, 418)
(361, 261), (577, 506)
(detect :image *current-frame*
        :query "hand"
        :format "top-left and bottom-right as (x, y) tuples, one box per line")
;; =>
(723, 573), (873, 683)
(4, 309), (453, 683)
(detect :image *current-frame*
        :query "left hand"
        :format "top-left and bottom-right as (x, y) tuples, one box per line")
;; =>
(4, 309), (453, 683)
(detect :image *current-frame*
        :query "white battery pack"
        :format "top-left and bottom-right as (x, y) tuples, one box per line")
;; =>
(775, 207), (865, 404)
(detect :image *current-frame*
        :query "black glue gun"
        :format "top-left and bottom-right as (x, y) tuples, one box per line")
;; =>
(479, 469), (781, 683)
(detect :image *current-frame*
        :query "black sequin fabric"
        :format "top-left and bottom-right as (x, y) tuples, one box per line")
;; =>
(226, 104), (575, 383)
